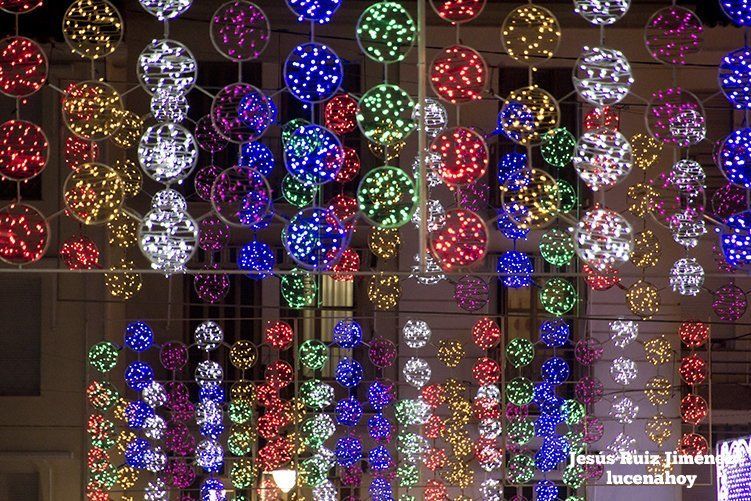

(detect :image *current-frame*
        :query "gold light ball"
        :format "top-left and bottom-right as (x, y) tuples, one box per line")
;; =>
(501, 168), (560, 229)
(626, 279), (660, 319)
(627, 183), (658, 218)
(62, 81), (124, 140)
(437, 339), (464, 368)
(630, 229), (660, 268)
(644, 335), (672, 365)
(368, 227), (400, 259)
(111, 110), (144, 149)
(645, 376), (672, 406)
(502, 4), (561, 65)
(105, 255), (142, 300)
(631, 133), (662, 171)
(64, 163), (124, 225)
(63, 0), (124, 60)
(645, 412), (672, 446)
(112, 159), (142, 198)
(107, 209), (139, 248)
(501, 86), (560, 145)
(368, 272), (401, 310)
(230, 340), (258, 370)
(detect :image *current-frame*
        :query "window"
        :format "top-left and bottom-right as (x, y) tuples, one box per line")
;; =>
(0, 277), (41, 396)
(0, 471), (39, 500)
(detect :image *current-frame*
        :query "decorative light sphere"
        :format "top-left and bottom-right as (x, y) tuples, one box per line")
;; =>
(63, 163), (124, 225)
(574, 0), (629, 25)
(212, 83), (273, 143)
(540, 128), (576, 168)
(284, 42), (342, 103)
(539, 278), (577, 315)
(610, 356), (638, 385)
(500, 86), (560, 145)
(713, 283), (747, 321)
(430, 44), (487, 104)
(625, 279), (661, 319)
(681, 394), (708, 425)
(645, 6), (703, 65)
(150, 89), (188, 123)
(358, 166), (416, 228)
(574, 128), (633, 191)
(502, 5), (561, 65)
(210, 1), (270, 61)
(0, 120), (48, 181)
(574, 46), (633, 106)
(575, 337), (603, 365)
(403, 357), (431, 388)
(286, 0), (342, 24)
(283, 207), (347, 271)
(211, 166), (271, 227)
(137, 39), (196, 95)
(368, 272), (400, 310)
(539, 318), (570, 347)
(412, 98), (448, 139)
(323, 94), (358, 136)
(63, 0), (123, 60)
(0, 0), (42, 13)
(631, 133), (663, 170)
(719, 128), (751, 187)
(430, 126), (488, 186)
(138, 190), (197, 273)
(680, 320), (709, 348)
(670, 208), (705, 249)
(669, 258), (704, 296)
(430, 209), (488, 271)
(357, 2), (415, 63)
(719, 47), (751, 108)
(646, 87), (705, 146)
(454, 275), (489, 312)
(501, 168), (560, 229)
(368, 227), (400, 259)
(575, 206), (633, 271)
(138, 123), (197, 185)
(430, 0), (485, 23)
(284, 124), (343, 185)
(0, 36), (47, 98)
(357, 84), (415, 146)
(721, 0), (751, 26)
(138, 0), (192, 21)
(62, 81), (123, 141)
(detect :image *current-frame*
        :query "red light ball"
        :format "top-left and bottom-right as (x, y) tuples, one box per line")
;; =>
(331, 248), (359, 282)
(473, 357), (501, 385)
(430, 126), (488, 185)
(265, 321), (294, 350)
(65, 135), (98, 171)
(0, 203), (48, 264)
(336, 146), (361, 183)
(0, 119), (48, 181)
(679, 354), (707, 386)
(0, 36), (47, 97)
(472, 317), (501, 349)
(61, 234), (100, 270)
(679, 320), (709, 348)
(680, 394), (708, 425)
(430, 44), (487, 103)
(583, 263), (620, 290)
(584, 106), (619, 131)
(324, 94), (358, 135)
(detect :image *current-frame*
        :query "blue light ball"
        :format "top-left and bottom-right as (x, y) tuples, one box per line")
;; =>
(240, 142), (275, 177)
(721, 210), (751, 269)
(124, 321), (154, 352)
(286, 0), (342, 24)
(541, 357), (570, 385)
(497, 151), (526, 186)
(497, 250), (533, 288)
(533, 381), (556, 405)
(237, 240), (276, 280)
(335, 435), (363, 467)
(201, 478), (226, 501)
(284, 124), (344, 184)
(497, 208), (529, 240)
(125, 361), (155, 391)
(368, 380), (395, 410)
(238, 91), (275, 139)
(369, 477), (393, 500)
(333, 319), (363, 348)
(367, 444), (393, 471)
(125, 437), (151, 469)
(126, 400), (154, 429)
(535, 414), (557, 438)
(335, 357), (363, 388)
(539, 318), (571, 347)
(719, 128), (751, 188)
(367, 413), (393, 441)
(199, 382), (225, 403)
(283, 207), (347, 271)
(284, 42), (343, 102)
(721, 0), (751, 26)
(336, 397), (363, 426)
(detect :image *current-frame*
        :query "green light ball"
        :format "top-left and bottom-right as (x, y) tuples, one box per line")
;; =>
(539, 228), (575, 267)
(300, 379), (335, 410)
(397, 462), (420, 488)
(227, 424), (255, 456)
(506, 338), (535, 368)
(541, 127), (576, 168)
(539, 277), (577, 315)
(506, 376), (534, 406)
(229, 398), (253, 424)
(507, 454), (534, 483)
(299, 339), (329, 370)
(357, 166), (416, 228)
(357, 1), (416, 63)
(563, 464), (585, 489)
(507, 418), (534, 445)
(301, 414), (335, 450)
(230, 459), (256, 489)
(357, 84), (415, 146)
(281, 268), (318, 308)
(557, 179), (578, 212)
(563, 399), (585, 425)
(282, 174), (316, 208)
(88, 341), (119, 372)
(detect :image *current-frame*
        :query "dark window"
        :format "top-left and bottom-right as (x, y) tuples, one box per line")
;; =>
(0, 277), (41, 396)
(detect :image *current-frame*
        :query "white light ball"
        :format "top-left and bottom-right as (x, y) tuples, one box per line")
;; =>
(409, 252), (446, 286)
(195, 360), (223, 386)
(139, 0), (192, 21)
(402, 319), (431, 348)
(669, 159), (705, 191)
(142, 381), (167, 408)
(574, 0), (630, 25)
(610, 395), (638, 424)
(669, 109), (706, 146)
(313, 480), (337, 501)
(144, 477), (168, 500)
(139, 190), (198, 273)
(607, 432), (636, 455)
(412, 199), (446, 232)
(138, 123), (198, 184)
(610, 356), (638, 385)
(476, 384), (501, 402)
(195, 320), (224, 351)
(143, 414), (166, 440)
(480, 478), (504, 501)
(575, 207), (634, 270)
(573, 46), (633, 106)
(610, 318), (637, 348)
(412, 97), (448, 138)
(412, 150), (443, 188)
(403, 357), (431, 388)
(574, 129), (633, 191)
(151, 89), (189, 123)
(669, 208), (706, 249)
(137, 39), (197, 95)
(669, 257), (704, 296)
(478, 418), (502, 439)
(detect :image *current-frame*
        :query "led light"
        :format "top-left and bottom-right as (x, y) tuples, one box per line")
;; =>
(284, 124), (343, 185)
(367, 272), (400, 310)
(645, 6), (703, 65)
(286, 0), (341, 24)
(610, 395), (639, 424)
(138, 123), (198, 184)
(430, 45), (487, 103)
(626, 279), (661, 319)
(357, 83), (415, 146)
(573, 46), (633, 106)
(539, 278), (577, 315)
(680, 320), (709, 348)
(574, 376), (603, 405)
(574, 0), (629, 24)
(210, 1), (270, 62)
(497, 250), (533, 288)
(0, 36), (47, 98)
(284, 42), (342, 103)
(670, 257), (705, 296)
(283, 207), (347, 271)
(575, 206), (633, 271)
(323, 94), (358, 135)
(137, 39), (196, 95)
(573, 128), (633, 191)
(631, 132), (663, 170)
(500, 86), (560, 145)
(502, 5), (561, 64)
(501, 168), (560, 229)
(62, 81), (123, 141)
(281, 268), (318, 308)
(670, 208), (706, 249)
(63, 0), (123, 60)
(212, 83), (273, 143)
(211, 166), (271, 227)
(357, 2), (415, 63)
(368, 227), (400, 259)
(358, 166), (416, 228)
(138, 190), (197, 273)
(138, 0), (191, 21)
(646, 87), (705, 146)
(610, 356), (638, 385)
(0, 120), (48, 181)
(430, 126), (488, 185)
(430, 209), (488, 271)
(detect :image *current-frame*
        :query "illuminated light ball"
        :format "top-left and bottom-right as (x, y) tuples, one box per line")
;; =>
(507, 377), (534, 406)
(284, 124), (343, 185)
(497, 250), (533, 288)
(645, 412), (672, 447)
(502, 4), (561, 64)
(712, 182), (746, 221)
(281, 174), (315, 208)
(284, 42), (342, 103)
(411, 199), (446, 235)
(265, 321), (293, 350)
(62, 0), (123, 60)
(630, 229), (660, 268)
(573, 128), (633, 191)
(646, 87), (705, 146)
(335, 357), (363, 388)
(194, 116), (228, 154)
(0, 0), (42, 13)
(369, 336), (397, 368)
(105, 211), (138, 247)
(574, 0), (629, 24)
(158, 342), (187, 371)
(539, 229), (574, 268)
(429, 126), (488, 186)
(0, 37), (47, 98)
(430, 45), (487, 104)
(508, 420), (534, 445)
(670, 159), (705, 192)
(327, 194), (358, 233)
(263, 360), (293, 391)
(368, 226), (400, 260)
(626, 183), (657, 218)
(719, 128), (751, 187)
(324, 94), (358, 135)
(557, 179), (578, 213)
(644, 376), (671, 406)
(88, 341), (119, 373)
(138, 123), (198, 184)
(104, 257), (142, 300)
(150, 89), (188, 123)
(332, 319), (362, 349)
(507, 454), (534, 484)
(195, 360), (223, 388)
(575, 207), (633, 271)
(402, 357), (431, 389)
(643, 335), (671, 365)
(228, 340), (257, 370)
(430, 0), (485, 23)
(212, 83), (273, 143)
(0, 203), (48, 265)
(712, 283), (747, 321)
(283, 207), (347, 271)
(630, 132), (662, 170)
(645, 6), (703, 65)
(669, 257), (704, 296)
(680, 353), (707, 386)
(357, 166), (416, 229)
(124, 321), (153, 353)
(585, 106), (619, 132)
(680, 320), (709, 348)
(397, 321), (432, 353)
(137, 39), (196, 95)
(298, 339), (328, 371)
(429, 209), (488, 271)
(506, 338), (534, 368)
(65, 135), (98, 171)
(539, 318), (570, 348)
(211, 166), (271, 227)
(60, 234), (100, 270)
(574, 376), (603, 405)
(541, 357), (570, 386)
(610, 356), (638, 385)
(472, 317), (501, 350)
(331, 248), (359, 282)
(356, 83), (415, 146)
(87, 380), (119, 412)
(540, 128), (575, 168)
(138, 0), (191, 20)
(534, 480), (558, 501)
(573, 46), (633, 107)
(301, 379), (335, 410)
(680, 394), (708, 425)
(679, 433), (709, 456)
(501, 168), (560, 229)
(437, 338), (464, 368)
(286, 0), (341, 23)
(236, 240), (275, 280)
(500, 86), (560, 145)
(719, 48), (751, 104)
(454, 275), (489, 312)
(198, 216), (229, 253)
(62, 81), (123, 141)
(138, 191), (197, 273)
(210, 1), (270, 61)
(669, 208), (705, 249)
(195, 439), (223, 474)
(281, 268), (318, 308)
(109, 159), (141, 199)
(496, 208), (529, 242)
(412, 98), (448, 141)
(625, 280), (660, 319)
(125, 361), (154, 392)
(539, 278), (577, 316)
(574, 337), (602, 366)
(473, 358), (501, 385)
(497, 151), (526, 186)
(356, 2), (415, 63)
(333, 146), (360, 184)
